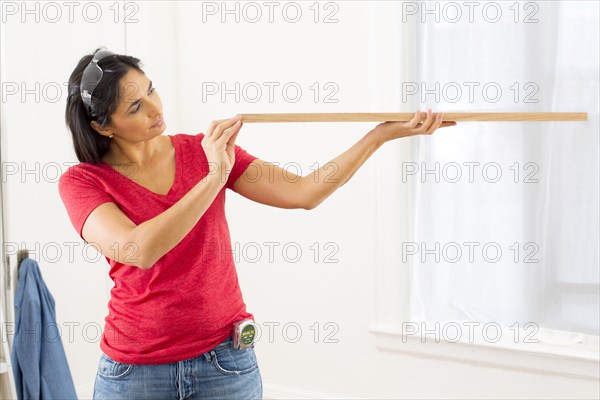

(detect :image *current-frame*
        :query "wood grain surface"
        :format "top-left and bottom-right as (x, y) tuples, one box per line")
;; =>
(239, 112), (588, 123)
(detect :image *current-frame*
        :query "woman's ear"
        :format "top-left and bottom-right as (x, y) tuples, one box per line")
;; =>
(90, 120), (112, 138)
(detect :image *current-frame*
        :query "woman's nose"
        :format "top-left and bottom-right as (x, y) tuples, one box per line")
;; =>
(148, 97), (162, 116)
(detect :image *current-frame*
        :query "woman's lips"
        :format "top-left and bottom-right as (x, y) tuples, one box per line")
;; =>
(151, 117), (164, 128)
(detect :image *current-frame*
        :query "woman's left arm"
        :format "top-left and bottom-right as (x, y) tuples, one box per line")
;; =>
(233, 108), (456, 210)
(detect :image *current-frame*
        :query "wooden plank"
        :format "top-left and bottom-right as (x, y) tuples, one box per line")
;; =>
(240, 112), (588, 123)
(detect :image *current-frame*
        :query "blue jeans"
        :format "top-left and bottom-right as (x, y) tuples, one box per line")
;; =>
(93, 337), (262, 399)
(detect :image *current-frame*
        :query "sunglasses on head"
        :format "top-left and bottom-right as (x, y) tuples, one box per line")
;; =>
(80, 48), (115, 113)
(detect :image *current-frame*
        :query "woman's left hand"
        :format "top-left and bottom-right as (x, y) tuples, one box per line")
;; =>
(372, 108), (457, 146)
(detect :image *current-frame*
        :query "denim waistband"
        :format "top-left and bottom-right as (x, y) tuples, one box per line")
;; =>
(200, 336), (233, 363)
(213, 336), (232, 350)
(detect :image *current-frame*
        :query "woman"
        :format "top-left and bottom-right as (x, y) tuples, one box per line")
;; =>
(59, 48), (456, 400)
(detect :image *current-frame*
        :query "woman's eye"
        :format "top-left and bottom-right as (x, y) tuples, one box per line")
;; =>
(131, 88), (155, 114)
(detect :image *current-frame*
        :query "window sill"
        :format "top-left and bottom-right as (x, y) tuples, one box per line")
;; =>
(369, 325), (599, 381)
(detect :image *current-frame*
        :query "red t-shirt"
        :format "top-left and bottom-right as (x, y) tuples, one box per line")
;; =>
(58, 133), (258, 364)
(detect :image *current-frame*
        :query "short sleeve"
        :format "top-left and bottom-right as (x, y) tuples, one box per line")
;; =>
(58, 166), (114, 242)
(226, 144), (259, 192)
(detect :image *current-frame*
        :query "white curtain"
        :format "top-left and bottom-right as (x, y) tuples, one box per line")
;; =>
(408, 1), (599, 336)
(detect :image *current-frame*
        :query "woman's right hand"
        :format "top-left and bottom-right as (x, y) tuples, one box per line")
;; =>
(201, 114), (244, 182)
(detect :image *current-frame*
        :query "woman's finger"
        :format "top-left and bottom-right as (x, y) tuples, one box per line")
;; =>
(406, 109), (422, 129)
(411, 109), (427, 130)
(440, 121), (457, 127)
(223, 120), (243, 149)
(417, 108), (436, 132)
(426, 112), (444, 134)
(217, 119), (243, 146)
(207, 119), (227, 137)
(211, 115), (242, 142)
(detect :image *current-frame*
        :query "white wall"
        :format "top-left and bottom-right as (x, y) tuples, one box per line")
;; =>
(1, 1), (598, 399)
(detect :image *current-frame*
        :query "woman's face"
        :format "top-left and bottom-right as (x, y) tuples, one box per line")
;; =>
(91, 68), (165, 140)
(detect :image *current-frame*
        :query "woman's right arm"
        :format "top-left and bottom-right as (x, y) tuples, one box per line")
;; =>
(81, 115), (244, 270)
(82, 174), (223, 269)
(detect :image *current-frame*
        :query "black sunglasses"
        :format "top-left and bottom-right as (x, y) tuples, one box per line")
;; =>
(80, 49), (115, 112)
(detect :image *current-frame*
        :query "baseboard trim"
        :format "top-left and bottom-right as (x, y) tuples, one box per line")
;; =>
(264, 383), (360, 400)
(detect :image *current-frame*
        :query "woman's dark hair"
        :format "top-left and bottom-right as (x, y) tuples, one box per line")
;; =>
(65, 47), (145, 164)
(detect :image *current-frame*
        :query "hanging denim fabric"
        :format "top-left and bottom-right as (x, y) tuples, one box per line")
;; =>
(11, 257), (77, 399)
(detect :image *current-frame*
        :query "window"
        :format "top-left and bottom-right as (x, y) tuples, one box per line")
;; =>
(368, 1), (599, 380)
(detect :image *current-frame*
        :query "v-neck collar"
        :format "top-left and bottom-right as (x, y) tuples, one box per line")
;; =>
(100, 135), (180, 197)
